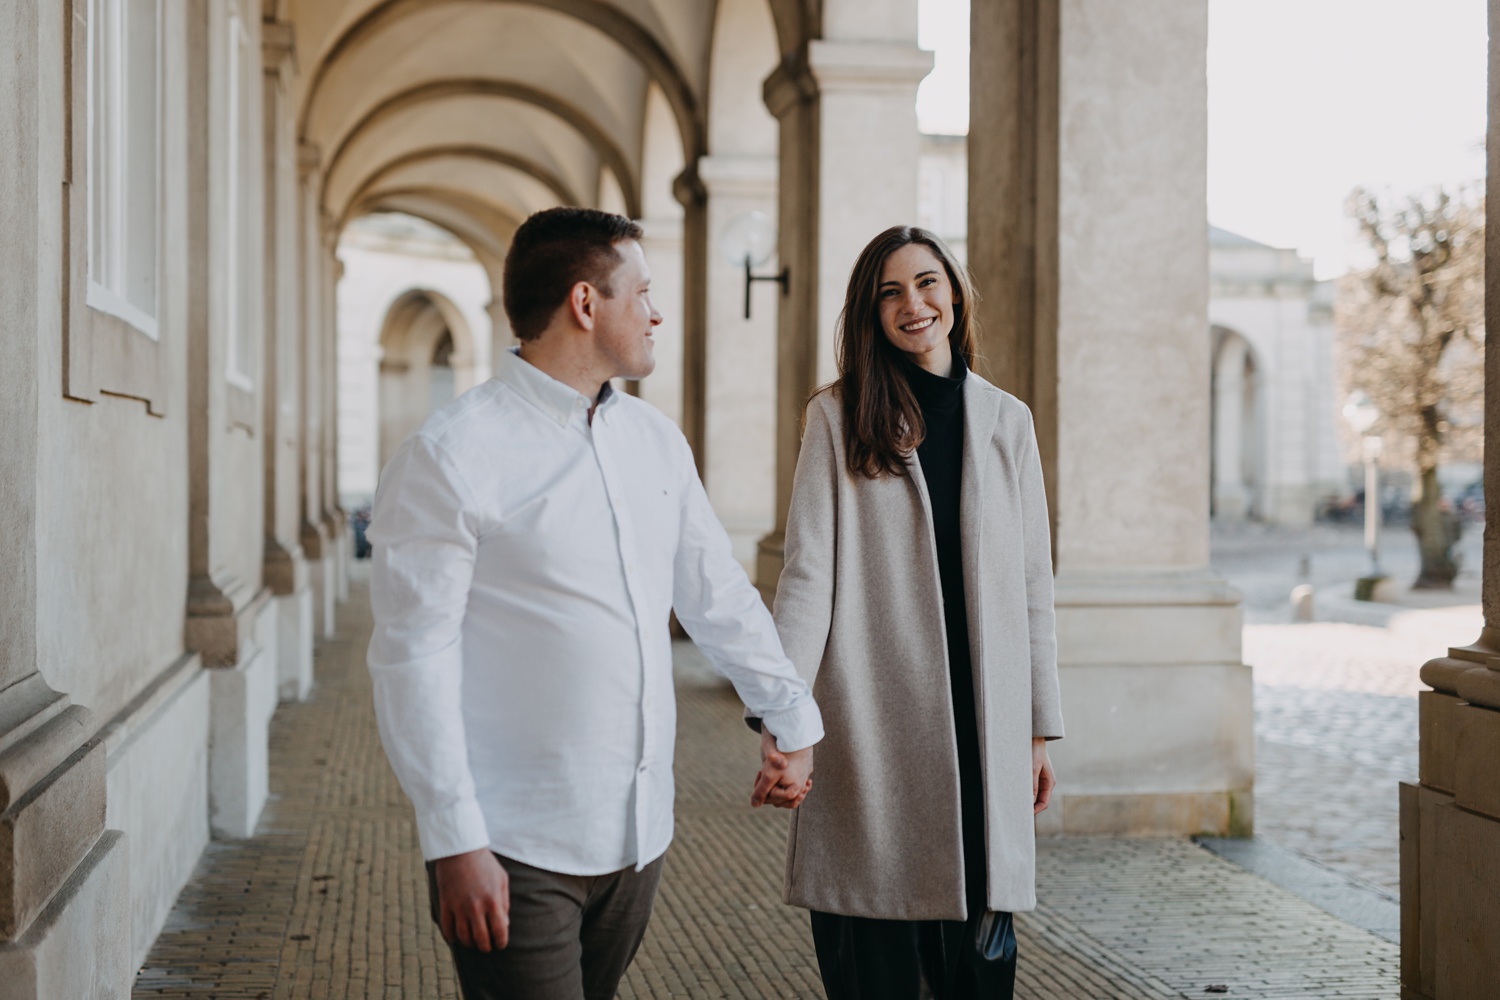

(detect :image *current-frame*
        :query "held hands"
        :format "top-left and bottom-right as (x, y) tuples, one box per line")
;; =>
(751, 729), (813, 809)
(434, 848), (511, 952)
(1032, 737), (1056, 815)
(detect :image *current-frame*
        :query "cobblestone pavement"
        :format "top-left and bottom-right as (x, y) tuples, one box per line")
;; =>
(1216, 522), (1481, 899)
(136, 580), (1397, 999)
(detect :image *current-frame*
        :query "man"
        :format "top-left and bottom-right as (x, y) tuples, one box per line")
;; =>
(367, 207), (822, 1000)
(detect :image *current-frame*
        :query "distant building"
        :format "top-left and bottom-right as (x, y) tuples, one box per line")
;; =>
(919, 137), (1345, 526)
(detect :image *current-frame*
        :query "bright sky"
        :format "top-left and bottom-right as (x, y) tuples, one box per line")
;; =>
(916, 0), (1488, 279)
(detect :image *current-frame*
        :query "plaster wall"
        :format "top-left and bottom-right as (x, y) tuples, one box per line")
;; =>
(35, 0), (192, 722)
(102, 659), (210, 968)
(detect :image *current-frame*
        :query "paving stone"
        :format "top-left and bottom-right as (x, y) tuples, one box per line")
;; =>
(136, 579), (1399, 999)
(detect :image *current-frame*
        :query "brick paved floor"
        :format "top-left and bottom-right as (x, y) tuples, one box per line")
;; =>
(136, 580), (1397, 999)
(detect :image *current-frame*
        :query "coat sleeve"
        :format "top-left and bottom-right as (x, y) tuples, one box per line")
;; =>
(1018, 406), (1065, 739)
(772, 395), (841, 688)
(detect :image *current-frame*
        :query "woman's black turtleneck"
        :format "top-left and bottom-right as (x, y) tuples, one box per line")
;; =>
(901, 350), (986, 912)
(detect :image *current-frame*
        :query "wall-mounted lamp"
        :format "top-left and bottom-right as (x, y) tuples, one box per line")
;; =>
(720, 210), (787, 319)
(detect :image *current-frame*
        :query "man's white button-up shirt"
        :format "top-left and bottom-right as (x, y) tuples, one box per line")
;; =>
(367, 349), (823, 875)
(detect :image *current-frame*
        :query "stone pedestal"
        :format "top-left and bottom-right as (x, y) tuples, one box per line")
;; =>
(1039, 572), (1251, 835)
(206, 591), (279, 839)
(0, 830), (130, 1000)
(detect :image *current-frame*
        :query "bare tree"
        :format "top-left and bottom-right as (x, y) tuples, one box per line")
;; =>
(1337, 185), (1484, 589)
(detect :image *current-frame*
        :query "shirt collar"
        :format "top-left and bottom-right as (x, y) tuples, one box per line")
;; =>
(497, 347), (617, 426)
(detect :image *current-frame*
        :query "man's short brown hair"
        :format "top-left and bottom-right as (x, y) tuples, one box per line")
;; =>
(502, 208), (645, 341)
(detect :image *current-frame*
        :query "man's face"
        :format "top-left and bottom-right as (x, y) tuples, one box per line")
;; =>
(591, 239), (661, 381)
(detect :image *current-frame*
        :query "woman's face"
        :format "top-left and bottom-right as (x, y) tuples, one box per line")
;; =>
(877, 243), (958, 375)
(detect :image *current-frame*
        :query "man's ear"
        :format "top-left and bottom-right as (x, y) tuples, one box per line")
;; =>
(566, 281), (596, 331)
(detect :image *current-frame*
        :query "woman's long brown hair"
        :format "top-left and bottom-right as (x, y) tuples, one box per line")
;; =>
(829, 226), (978, 479)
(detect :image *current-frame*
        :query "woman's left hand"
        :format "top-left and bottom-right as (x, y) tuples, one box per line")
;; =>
(1032, 737), (1055, 815)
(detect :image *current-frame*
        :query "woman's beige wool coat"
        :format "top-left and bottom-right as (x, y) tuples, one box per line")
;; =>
(773, 372), (1065, 921)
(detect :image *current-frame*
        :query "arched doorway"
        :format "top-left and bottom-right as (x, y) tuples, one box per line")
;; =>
(376, 289), (475, 476)
(1211, 325), (1266, 520)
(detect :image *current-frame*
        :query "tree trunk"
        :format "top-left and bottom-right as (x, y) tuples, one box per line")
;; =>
(1411, 465), (1461, 589)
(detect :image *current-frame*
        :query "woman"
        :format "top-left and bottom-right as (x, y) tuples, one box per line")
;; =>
(772, 226), (1064, 999)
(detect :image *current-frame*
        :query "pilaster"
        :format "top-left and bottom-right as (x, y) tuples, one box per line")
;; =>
(262, 19), (314, 701)
(700, 154), (779, 574)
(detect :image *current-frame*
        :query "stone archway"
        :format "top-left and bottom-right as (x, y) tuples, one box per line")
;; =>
(375, 288), (475, 475)
(1212, 325), (1266, 521)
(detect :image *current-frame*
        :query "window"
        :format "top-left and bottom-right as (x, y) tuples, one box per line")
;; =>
(86, 0), (161, 339)
(223, 8), (257, 390)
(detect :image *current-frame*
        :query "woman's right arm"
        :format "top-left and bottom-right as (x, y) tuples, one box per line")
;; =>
(772, 396), (841, 687)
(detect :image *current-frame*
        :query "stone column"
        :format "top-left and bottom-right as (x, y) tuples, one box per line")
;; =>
(675, 171), (710, 473)
(1213, 334), (1250, 521)
(755, 12), (933, 597)
(323, 247), (349, 604)
(0, 2), (129, 994)
(261, 20), (314, 702)
(182, 1), (280, 841)
(637, 214), (687, 428)
(700, 154), (779, 574)
(969, 0), (1251, 837)
(1401, 2), (1500, 993)
(298, 149), (337, 639)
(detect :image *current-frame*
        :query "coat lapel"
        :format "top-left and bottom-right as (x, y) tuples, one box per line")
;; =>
(960, 378), (1002, 695)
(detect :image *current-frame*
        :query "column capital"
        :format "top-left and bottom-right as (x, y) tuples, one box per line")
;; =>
(261, 20), (296, 76)
(297, 141), (322, 180)
(763, 54), (818, 120)
(697, 155), (777, 200)
(672, 164), (706, 209)
(807, 40), (933, 93)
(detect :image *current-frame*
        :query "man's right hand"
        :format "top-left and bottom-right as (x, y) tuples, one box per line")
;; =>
(434, 848), (510, 952)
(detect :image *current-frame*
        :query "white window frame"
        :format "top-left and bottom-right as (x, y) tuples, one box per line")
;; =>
(85, 0), (163, 340)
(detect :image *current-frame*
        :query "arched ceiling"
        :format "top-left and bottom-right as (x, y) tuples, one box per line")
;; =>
(288, 0), (810, 281)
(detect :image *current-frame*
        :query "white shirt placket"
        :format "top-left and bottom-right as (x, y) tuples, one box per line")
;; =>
(589, 412), (658, 850)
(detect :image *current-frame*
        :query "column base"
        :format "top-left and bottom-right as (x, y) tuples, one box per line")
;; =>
(208, 592), (279, 839)
(0, 830), (129, 1000)
(275, 587), (314, 702)
(301, 519), (337, 639)
(99, 654), (209, 967)
(1047, 570), (1253, 837)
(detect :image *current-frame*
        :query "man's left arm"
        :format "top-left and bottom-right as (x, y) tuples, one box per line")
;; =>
(670, 447), (823, 803)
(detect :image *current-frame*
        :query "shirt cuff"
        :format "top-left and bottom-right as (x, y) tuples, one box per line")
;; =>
(759, 699), (824, 753)
(414, 799), (492, 862)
